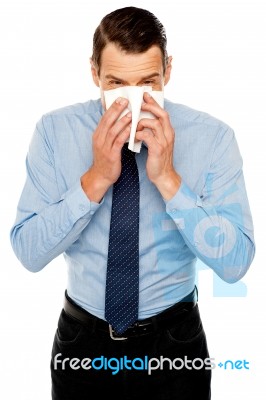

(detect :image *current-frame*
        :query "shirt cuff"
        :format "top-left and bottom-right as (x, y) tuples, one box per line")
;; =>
(165, 181), (203, 216)
(62, 181), (103, 221)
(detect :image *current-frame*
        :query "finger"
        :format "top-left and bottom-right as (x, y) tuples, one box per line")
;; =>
(137, 118), (166, 145)
(104, 111), (132, 149)
(142, 92), (173, 135)
(112, 124), (131, 156)
(141, 92), (164, 117)
(135, 128), (161, 154)
(95, 97), (129, 145)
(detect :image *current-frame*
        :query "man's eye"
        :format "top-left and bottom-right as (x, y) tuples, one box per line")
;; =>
(143, 80), (154, 85)
(110, 80), (122, 85)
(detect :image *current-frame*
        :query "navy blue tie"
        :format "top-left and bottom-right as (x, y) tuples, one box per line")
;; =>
(105, 144), (140, 335)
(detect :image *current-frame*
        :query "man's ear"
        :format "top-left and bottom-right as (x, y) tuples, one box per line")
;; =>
(164, 56), (173, 86)
(90, 59), (100, 87)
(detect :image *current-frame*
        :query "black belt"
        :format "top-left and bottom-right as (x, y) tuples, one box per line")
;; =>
(63, 287), (198, 340)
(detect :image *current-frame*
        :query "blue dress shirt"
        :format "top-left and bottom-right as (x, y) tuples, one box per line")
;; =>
(10, 98), (255, 320)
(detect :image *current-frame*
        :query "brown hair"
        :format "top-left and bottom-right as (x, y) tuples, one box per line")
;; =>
(91, 6), (168, 74)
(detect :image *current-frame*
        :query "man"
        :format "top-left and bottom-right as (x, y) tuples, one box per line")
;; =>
(10, 6), (255, 400)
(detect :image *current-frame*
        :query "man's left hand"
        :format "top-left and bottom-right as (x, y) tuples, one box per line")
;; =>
(135, 92), (181, 200)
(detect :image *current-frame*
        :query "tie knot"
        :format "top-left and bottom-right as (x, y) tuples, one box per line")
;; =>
(121, 143), (136, 168)
(122, 144), (136, 163)
(122, 143), (133, 154)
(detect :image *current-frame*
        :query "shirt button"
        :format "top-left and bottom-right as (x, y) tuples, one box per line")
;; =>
(89, 210), (94, 215)
(171, 208), (177, 214)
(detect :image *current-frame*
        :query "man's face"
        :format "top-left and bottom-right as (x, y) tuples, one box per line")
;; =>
(91, 42), (172, 108)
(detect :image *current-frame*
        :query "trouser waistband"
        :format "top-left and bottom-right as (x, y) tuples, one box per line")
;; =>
(63, 287), (198, 340)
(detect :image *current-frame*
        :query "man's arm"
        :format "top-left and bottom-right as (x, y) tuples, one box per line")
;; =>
(136, 93), (255, 283)
(10, 117), (99, 272)
(10, 99), (131, 272)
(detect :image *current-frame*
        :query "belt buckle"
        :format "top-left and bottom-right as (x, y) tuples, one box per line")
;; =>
(109, 325), (128, 340)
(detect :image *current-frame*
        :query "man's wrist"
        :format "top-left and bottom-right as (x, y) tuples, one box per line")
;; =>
(153, 171), (181, 201)
(81, 168), (112, 203)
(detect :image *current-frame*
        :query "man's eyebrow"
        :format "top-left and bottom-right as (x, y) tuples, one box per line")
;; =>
(105, 74), (125, 81)
(139, 73), (160, 80)
(104, 73), (160, 81)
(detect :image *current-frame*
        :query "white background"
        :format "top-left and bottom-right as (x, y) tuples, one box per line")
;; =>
(0, 0), (265, 398)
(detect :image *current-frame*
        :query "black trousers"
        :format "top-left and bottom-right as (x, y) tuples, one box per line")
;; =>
(51, 293), (211, 400)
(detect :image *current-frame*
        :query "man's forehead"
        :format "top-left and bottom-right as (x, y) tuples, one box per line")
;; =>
(100, 43), (164, 72)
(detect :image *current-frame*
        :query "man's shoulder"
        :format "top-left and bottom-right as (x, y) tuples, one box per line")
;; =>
(35, 98), (103, 140)
(42, 98), (102, 119)
(164, 99), (231, 131)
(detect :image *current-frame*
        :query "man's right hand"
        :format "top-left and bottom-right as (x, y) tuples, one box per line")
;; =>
(81, 97), (132, 203)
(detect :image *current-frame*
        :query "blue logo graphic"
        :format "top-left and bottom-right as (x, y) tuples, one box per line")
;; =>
(217, 359), (250, 370)
(152, 200), (248, 298)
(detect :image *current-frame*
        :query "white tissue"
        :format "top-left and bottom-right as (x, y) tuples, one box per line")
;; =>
(104, 86), (164, 152)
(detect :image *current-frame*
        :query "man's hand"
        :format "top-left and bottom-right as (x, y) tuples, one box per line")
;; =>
(135, 92), (181, 200)
(81, 97), (131, 203)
